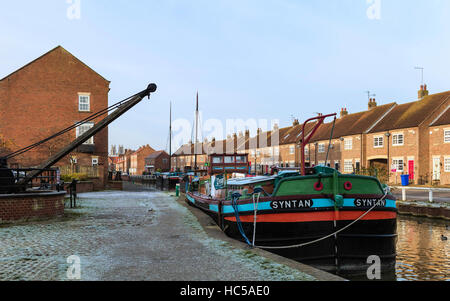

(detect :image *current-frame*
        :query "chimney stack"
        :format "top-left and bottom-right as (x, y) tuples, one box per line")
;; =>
(340, 108), (348, 118)
(418, 84), (429, 99)
(293, 119), (299, 126)
(368, 98), (377, 110)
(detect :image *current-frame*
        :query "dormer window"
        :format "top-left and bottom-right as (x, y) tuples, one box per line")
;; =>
(78, 93), (90, 112)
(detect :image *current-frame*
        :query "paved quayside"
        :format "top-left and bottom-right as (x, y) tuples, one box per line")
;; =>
(0, 189), (343, 281)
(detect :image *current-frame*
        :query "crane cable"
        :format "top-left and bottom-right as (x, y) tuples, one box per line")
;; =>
(5, 92), (142, 159)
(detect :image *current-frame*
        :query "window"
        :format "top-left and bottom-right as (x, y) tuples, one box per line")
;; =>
(76, 122), (94, 145)
(274, 147), (279, 156)
(344, 160), (353, 173)
(374, 136), (384, 148)
(318, 144), (325, 153)
(393, 134), (404, 146)
(224, 156), (235, 164)
(344, 139), (353, 150)
(392, 159), (404, 172)
(236, 156), (247, 163)
(445, 158), (450, 172)
(355, 160), (361, 172)
(445, 130), (450, 143)
(212, 157), (223, 164)
(92, 157), (99, 166)
(289, 146), (295, 155)
(78, 94), (90, 112)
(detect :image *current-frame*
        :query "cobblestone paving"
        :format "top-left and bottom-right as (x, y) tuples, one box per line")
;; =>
(0, 189), (316, 281)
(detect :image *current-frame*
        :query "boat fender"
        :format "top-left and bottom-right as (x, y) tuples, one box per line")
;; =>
(314, 182), (324, 191)
(344, 181), (353, 191)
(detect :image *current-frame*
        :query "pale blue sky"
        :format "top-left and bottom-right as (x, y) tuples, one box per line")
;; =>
(1, 0), (450, 152)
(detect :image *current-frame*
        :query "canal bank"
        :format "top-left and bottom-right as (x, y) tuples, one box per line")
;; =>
(0, 188), (344, 281)
(176, 192), (345, 282)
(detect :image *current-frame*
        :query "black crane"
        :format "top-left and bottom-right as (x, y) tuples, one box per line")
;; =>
(0, 83), (157, 194)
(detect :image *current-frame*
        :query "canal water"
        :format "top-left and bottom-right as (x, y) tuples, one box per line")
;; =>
(339, 215), (449, 281)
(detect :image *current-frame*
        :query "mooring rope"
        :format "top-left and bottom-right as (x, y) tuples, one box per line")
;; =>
(252, 192), (261, 247)
(231, 193), (252, 246)
(252, 191), (390, 250)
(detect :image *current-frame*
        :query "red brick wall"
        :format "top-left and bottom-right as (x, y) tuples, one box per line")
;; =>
(429, 125), (450, 185)
(0, 46), (110, 188)
(0, 192), (65, 224)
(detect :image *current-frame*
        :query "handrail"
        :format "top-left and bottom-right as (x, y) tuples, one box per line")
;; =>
(300, 113), (337, 175)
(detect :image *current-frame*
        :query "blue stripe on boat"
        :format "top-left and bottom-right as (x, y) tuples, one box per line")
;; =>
(207, 199), (396, 213)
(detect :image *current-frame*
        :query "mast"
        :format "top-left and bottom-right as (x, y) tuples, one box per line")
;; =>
(169, 101), (172, 172)
(194, 92), (199, 171)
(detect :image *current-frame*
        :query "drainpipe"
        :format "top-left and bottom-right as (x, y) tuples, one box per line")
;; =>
(386, 132), (391, 183)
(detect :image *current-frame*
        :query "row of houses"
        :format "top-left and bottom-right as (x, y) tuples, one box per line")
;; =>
(109, 145), (171, 175)
(172, 85), (450, 185)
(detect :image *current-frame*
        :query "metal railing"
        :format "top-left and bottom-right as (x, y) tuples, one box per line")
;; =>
(393, 186), (450, 203)
(0, 168), (62, 194)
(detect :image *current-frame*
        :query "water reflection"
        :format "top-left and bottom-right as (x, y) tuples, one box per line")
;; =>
(395, 215), (449, 281)
(340, 215), (449, 281)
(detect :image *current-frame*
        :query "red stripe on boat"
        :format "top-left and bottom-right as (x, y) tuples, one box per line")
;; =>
(224, 211), (397, 223)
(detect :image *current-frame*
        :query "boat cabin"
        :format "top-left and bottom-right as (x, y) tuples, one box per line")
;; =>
(208, 153), (249, 175)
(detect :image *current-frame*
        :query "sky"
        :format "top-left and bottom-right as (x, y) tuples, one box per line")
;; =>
(1, 0), (450, 153)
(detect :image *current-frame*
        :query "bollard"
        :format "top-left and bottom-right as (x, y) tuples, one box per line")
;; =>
(402, 188), (406, 201)
(176, 183), (180, 197)
(429, 189), (433, 203)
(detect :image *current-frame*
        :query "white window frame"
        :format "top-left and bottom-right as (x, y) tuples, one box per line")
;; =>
(92, 157), (99, 166)
(392, 133), (404, 146)
(318, 143), (325, 153)
(445, 157), (450, 173)
(76, 122), (95, 145)
(344, 160), (353, 173)
(274, 147), (280, 156)
(374, 136), (384, 148)
(392, 158), (404, 173)
(344, 138), (353, 150)
(289, 146), (295, 155)
(78, 93), (91, 112)
(444, 130), (450, 143)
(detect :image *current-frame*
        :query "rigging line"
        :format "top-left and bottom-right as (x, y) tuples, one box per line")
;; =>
(325, 117), (336, 167)
(253, 191), (390, 250)
(5, 94), (139, 159)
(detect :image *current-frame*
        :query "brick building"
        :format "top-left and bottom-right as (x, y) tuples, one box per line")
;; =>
(0, 46), (110, 189)
(366, 87), (449, 185)
(129, 145), (155, 176)
(144, 150), (170, 173)
(429, 105), (450, 184)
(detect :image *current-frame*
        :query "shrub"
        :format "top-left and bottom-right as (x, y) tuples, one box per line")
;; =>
(61, 173), (89, 182)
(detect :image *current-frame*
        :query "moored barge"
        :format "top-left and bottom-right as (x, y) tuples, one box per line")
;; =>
(185, 114), (397, 272)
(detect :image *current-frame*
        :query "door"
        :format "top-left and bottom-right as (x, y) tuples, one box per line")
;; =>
(408, 160), (415, 181)
(433, 158), (441, 181)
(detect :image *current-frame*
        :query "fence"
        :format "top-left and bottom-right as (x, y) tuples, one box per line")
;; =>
(394, 186), (450, 203)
